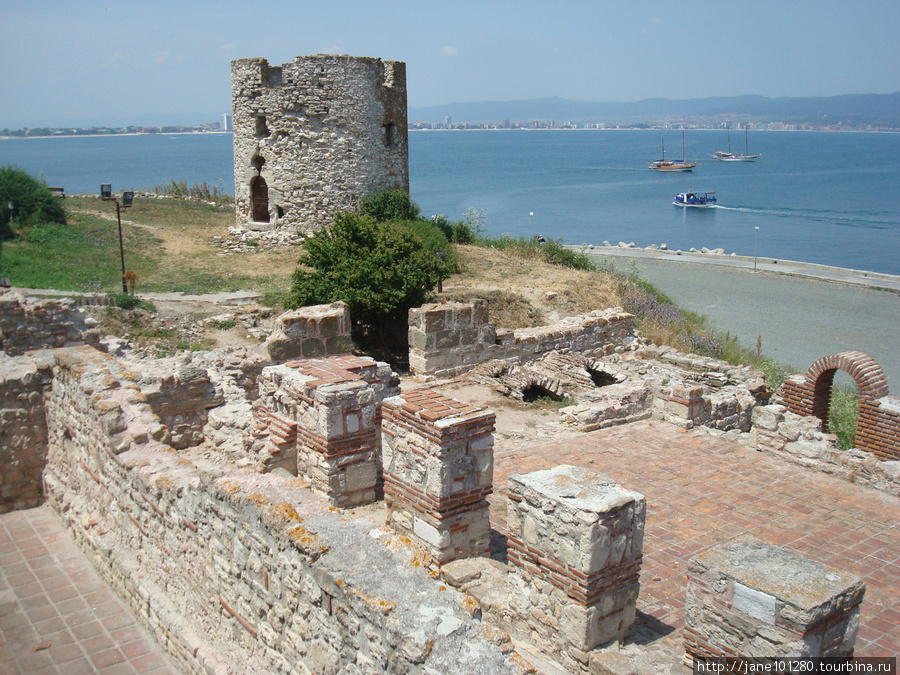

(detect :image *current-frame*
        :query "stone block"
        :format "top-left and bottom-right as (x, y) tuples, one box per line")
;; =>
(258, 355), (396, 507)
(506, 465), (645, 652)
(264, 303), (351, 363)
(684, 535), (865, 662)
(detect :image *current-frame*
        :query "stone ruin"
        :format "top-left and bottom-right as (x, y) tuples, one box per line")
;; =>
(3, 291), (898, 672)
(231, 54), (408, 241)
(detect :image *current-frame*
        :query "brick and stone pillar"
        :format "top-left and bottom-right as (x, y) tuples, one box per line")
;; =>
(258, 355), (398, 507)
(381, 390), (495, 564)
(684, 535), (865, 663)
(506, 465), (645, 658)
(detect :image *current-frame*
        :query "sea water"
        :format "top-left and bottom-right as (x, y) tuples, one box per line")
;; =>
(2, 129), (899, 275)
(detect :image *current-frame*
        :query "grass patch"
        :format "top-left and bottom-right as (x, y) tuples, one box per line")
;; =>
(92, 306), (214, 356)
(110, 293), (156, 312)
(444, 289), (543, 329)
(213, 317), (237, 330)
(828, 387), (859, 450)
(0, 213), (163, 292)
(0, 196), (296, 303)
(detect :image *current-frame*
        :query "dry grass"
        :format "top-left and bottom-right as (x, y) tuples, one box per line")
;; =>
(442, 245), (623, 327)
(65, 196), (299, 299)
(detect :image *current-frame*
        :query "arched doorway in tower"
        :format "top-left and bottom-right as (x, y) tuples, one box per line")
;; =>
(251, 176), (270, 223)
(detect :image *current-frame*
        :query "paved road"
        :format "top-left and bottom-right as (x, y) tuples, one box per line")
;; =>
(583, 248), (900, 390)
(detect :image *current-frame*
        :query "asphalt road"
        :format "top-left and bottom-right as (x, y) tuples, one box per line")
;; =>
(584, 250), (900, 390)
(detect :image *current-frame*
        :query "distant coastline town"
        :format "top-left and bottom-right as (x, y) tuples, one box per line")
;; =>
(407, 118), (898, 132)
(3, 118), (897, 139)
(4, 91), (899, 137)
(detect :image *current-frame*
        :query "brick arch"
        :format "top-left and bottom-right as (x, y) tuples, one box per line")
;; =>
(805, 351), (888, 428)
(781, 351), (899, 461)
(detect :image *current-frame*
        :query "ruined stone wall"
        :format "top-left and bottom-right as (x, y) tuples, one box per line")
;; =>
(408, 301), (639, 380)
(255, 355), (400, 506)
(506, 466), (645, 670)
(263, 301), (354, 363)
(41, 346), (518, 674)
(0, 292), (100, 355)
(0, 352), (54, 513)
(685, 536), (864, 660)
(231, 55), (408, 235)
(140, 366), (225, 450)
(750, 404), (900, 498)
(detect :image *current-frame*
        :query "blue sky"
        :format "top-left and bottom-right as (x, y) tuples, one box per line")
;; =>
(2, 0), (898, 128)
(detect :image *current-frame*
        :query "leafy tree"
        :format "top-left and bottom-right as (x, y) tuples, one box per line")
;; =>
(0, 166), (66, 239)
(288, 212), (452, 361)
(359, 189), (421, 223)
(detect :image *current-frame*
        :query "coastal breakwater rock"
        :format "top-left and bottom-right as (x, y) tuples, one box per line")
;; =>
(595, 242), (730, 256)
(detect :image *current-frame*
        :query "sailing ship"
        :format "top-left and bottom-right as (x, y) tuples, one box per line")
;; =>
(714, 127), (760, 162)
(650, 131), (697, 172)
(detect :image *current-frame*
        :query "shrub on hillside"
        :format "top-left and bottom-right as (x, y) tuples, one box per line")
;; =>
(359, 189), (421, 223)
(288, 212), (451, 362)
(0, 166), (66, 239)
(400, 219), (459, 270)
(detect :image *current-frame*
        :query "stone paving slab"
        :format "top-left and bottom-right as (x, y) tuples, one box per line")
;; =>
(0, 506), (180, 675)
(490, 419), (900, 657)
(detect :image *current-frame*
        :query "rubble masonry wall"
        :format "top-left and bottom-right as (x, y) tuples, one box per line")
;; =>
(0, 352), (54, 513)
(0, 292), (100, 356)
(408, 301), (638, 380)
(751, 404), (900, 498)
(41, 346), (519, 674)
(381, 389), (495, 564)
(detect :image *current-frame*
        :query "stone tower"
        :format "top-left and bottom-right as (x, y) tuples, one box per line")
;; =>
(231, 54), (408, 235)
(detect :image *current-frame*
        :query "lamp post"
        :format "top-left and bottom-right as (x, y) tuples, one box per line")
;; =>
(435, 251), (445, 293)
(100, 184), (134, 294)
(754, 226), (760, 273)
(529, 211), (534, 239)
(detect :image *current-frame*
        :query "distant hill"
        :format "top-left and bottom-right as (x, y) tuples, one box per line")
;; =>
(408, 93), (900, 128)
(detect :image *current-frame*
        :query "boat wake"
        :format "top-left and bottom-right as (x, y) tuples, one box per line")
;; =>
(713, 204), (895, 229)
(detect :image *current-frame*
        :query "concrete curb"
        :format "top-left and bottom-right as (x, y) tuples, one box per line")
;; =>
(568, 244), (900, 292)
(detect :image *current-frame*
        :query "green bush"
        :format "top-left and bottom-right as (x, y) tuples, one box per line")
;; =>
(475, 234), (595, 272)
(110, 293), (156, 311)
(428, 215), (475, 244)
(359, 189), (421, 223)
(450, 221), (475, 244)
(540, 241), (594, 271)
(0, 166), (66, 239)
(288, 212), (447, 362)
(400, 220), (458, 273)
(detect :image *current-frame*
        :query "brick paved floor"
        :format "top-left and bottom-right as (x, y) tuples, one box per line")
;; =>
(489, 419), (900, 657)
(0, 506), (180, 675)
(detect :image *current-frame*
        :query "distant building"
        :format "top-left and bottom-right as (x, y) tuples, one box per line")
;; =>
(221, 113), (232, 132)
(231, 54), (408, 235)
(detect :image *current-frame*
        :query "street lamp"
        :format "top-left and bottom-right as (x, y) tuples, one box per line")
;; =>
(754, 226), (760, 273)
(100, 184), (135, 294)
(529, 211), (534, 239)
